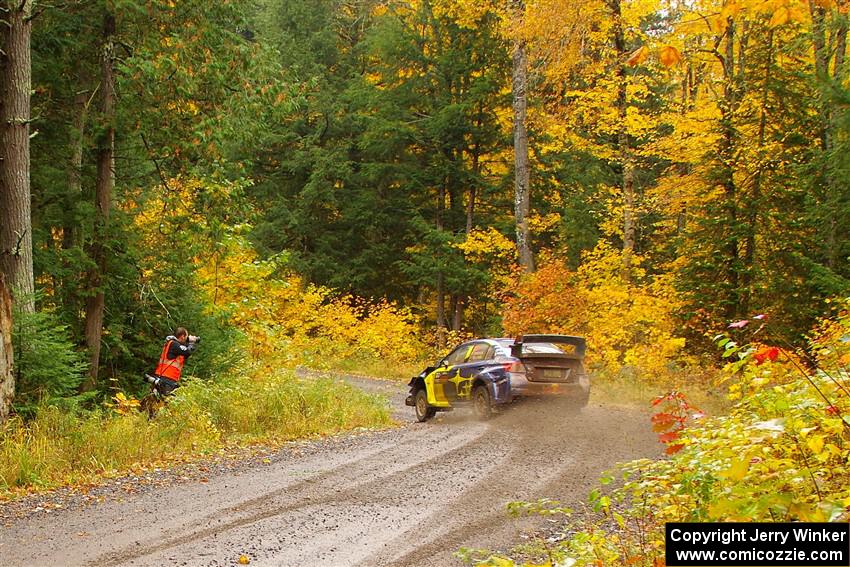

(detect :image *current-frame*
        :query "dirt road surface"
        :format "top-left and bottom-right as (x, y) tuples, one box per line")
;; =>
(0, 375), (660, 566)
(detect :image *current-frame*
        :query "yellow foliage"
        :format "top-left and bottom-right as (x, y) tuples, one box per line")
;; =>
(768, 5), (791, 27)
(109, 392), (141, 416)
(626, 45), (649, 65)
(454, 227), (516, 262)
(193, 232), (426, 368)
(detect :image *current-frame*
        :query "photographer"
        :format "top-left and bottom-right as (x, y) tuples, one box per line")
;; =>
(151, 327), (199, 396)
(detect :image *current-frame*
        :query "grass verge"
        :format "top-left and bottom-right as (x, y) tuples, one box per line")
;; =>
(0, 369), (393, 499)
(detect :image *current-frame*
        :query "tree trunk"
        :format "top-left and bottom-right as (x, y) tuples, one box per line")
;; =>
(64, 88), (91, 253)
(622, 160), (635, 276)
(456, 141), (482, 334)
(435, 176), (447, 349)
(742, 30), (773, 315)
(835, 10), (847, 80)
(455, 112), (483, 334)
(452, 296), (463, 332)
(829, 7), (848, 270)
(809, 0), (846, 269)
(0, 274), (14, 423)
(0, 0), (34, 313)
(719, 18), (742, 319)
(62, 88), (92, 317)
(512, 5), (534, 273)
(466, 117), (481, 235)
(608, 0), (636, 279)
(82, 13), (116, 391)
(435, 272), (446, 348)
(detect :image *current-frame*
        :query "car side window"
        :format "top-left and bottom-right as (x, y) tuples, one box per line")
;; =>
(467, 343), (490, 363)
(445, 344), (471, 365)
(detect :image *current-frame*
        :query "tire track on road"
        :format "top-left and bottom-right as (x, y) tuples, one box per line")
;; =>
(95, 423), (489, 565)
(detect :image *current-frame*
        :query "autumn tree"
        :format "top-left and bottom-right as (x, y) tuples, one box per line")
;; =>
(19, 0), (275, 393)
(651, 0), (850, 340)
(251, 0), (511, 335)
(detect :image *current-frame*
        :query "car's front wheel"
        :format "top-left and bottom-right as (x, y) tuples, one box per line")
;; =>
(414, 389), (436, 422)
(472, 385), (492, 420)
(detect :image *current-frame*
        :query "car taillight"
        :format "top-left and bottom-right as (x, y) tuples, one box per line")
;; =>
(502, 361), (524, 372)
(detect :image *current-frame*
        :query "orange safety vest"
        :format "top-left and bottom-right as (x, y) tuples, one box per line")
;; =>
(154, 340), (185, 381)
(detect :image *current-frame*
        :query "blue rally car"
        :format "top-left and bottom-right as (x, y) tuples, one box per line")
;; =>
(405, 334), (589, 421)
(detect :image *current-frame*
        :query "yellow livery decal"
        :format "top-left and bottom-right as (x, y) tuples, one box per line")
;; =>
(425, 366), (451, 406)
(425, 365), (475, 407)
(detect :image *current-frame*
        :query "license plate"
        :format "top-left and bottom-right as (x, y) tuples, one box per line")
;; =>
(543, 368), (562, 379)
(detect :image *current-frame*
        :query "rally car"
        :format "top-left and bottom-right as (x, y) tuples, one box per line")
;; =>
(405, 334), (589, 422)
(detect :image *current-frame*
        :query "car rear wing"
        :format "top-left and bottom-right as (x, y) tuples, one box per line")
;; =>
(510, 334), (586, 359)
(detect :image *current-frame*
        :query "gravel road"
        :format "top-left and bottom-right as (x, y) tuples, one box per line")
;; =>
(0, 374), (660, 567)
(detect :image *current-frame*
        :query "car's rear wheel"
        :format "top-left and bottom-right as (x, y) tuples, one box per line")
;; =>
(472, 385), (492, 420)
(414, 389), (436, 422)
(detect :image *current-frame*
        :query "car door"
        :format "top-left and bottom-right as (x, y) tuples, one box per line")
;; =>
(439, 341), (490, 400)
(425, 342), (475, 406)
(450, 342), (495, 398)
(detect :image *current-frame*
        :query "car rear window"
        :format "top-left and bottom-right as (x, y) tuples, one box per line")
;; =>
(522, 343), (572, 354)
(496, 340), (576, 355)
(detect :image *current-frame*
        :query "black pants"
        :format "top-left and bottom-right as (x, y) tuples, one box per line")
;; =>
(155, 377), (180, 396)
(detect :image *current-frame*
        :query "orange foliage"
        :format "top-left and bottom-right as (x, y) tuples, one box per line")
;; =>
(503, 243), (690, 378)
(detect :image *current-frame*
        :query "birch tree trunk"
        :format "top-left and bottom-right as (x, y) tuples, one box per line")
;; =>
(512, 1), (534, 273)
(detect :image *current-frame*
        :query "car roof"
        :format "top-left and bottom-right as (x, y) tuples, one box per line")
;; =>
(453, 338), (507, 348)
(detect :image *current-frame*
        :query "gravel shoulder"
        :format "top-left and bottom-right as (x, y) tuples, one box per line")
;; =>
(0, 374), (660, 567)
